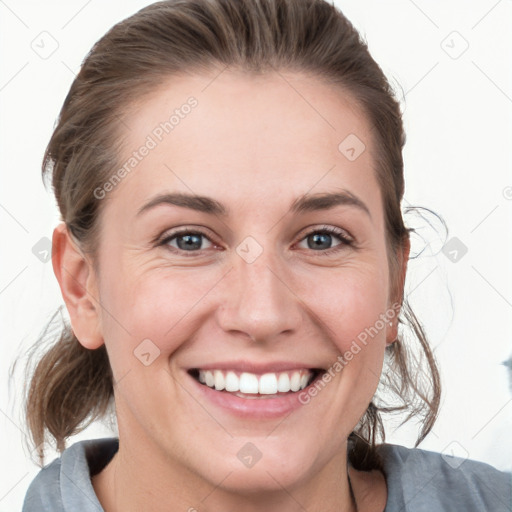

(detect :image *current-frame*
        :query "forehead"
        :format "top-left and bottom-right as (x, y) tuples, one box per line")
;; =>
(108, 70), (381, 220)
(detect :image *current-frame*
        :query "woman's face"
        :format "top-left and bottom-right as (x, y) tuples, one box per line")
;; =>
(85, 70), (403, 493)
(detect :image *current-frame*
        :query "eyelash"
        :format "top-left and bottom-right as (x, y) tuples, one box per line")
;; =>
(156, 225), (354, 257)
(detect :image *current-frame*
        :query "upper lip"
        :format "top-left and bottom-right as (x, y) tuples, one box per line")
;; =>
(188, 361), (324, 374)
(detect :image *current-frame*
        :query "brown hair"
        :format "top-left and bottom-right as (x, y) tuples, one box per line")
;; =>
(22, 0), (440, 470)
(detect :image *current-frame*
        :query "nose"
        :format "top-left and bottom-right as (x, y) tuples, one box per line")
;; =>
(216, 244), (304, 344)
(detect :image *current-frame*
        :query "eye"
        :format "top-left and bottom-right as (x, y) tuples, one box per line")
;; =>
(158, 228), (216, 254)
(296, 226), (354, 253)
(156, 225), (354, 256)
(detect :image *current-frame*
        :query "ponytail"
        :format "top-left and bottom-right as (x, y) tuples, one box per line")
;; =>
(24, 309), (113, 464)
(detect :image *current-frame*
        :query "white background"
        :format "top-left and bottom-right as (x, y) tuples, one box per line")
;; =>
(1, 1), (511, 510)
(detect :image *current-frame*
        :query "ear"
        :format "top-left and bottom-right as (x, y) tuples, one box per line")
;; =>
(52, 223), (104, 349)
(386, 235), (411, 345)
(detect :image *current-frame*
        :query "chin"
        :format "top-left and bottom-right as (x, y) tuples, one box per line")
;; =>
(192, 434), (327, 494)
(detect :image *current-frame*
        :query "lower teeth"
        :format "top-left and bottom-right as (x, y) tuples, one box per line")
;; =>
(233, 392), (282, 399)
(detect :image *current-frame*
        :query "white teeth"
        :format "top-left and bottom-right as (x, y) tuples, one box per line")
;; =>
(290, 372), (301, 392)
(277, 373), (291, 392)
(225, 371), (239, 392)
(239, 373), (259, 393)
(214, 370), (225, 391)
(259, 373), (278, 394)
(196, 369), (314, 396)
(205, 371), (215, 388)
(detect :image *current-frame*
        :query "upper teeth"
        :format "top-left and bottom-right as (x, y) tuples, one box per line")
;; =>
(197, 369), (313, 394)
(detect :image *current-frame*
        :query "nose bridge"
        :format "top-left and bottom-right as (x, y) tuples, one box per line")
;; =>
(218, 237), (302, 342)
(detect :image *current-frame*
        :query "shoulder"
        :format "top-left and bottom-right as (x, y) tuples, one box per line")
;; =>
(22, 456), (64, 512)
(22, 437), (119, 512)
(378, 443), (512, 512)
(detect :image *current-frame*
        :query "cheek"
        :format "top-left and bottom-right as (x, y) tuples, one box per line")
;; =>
(305, 263), (390, 406)
(98, 263), (221, 359)
(308, 265), (390, 354)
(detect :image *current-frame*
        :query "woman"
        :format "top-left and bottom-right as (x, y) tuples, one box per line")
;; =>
(22, 0), (511, 510)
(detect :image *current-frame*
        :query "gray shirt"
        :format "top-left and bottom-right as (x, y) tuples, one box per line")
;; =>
(22, 438), (512, 511)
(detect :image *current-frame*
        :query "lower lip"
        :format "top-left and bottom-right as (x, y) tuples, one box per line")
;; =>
(188, 372), (316, 419)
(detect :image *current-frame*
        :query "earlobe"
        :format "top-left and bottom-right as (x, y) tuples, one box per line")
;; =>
(52, 223), (104, 349)
(386, 320), (399, 346)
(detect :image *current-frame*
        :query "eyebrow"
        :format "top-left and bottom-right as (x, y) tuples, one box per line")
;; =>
(290, 190), (371, 217)
(137, 190), (371, 218)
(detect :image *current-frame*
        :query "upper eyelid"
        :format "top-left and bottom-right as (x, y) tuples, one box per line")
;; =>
(301, 224), (353, 240)
(156, 225), (217, 244)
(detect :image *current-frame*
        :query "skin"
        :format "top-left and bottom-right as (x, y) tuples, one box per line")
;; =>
(53, 69), (409, 512)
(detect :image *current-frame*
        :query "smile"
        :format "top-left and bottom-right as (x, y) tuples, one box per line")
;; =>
(189, 368), (320, 399)
(187, 363), (327, 417)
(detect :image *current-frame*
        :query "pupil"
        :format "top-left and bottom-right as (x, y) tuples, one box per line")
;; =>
(178, 234), (201, 250)
(309, 233), (331, 250)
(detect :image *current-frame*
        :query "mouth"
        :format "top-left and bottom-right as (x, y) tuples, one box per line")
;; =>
(188, 368), (323, 399)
